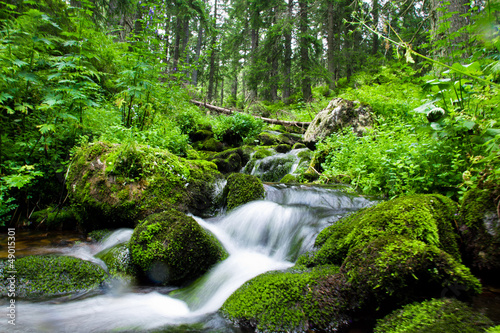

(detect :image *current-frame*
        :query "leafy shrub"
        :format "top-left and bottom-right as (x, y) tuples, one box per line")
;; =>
(317, 125), (469, 198)
(212, 113), (265, 145)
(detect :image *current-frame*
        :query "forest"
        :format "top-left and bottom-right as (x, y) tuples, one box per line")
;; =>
(1, 0), (500, 332)
(1, 0), (499, 225)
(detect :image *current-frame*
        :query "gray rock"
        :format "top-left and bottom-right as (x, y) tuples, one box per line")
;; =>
(304, 98), (373, 142)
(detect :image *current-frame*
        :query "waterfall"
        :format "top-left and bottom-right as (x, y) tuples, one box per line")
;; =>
(8, 185), (373, 333)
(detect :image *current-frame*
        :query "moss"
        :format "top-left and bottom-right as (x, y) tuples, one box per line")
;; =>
(342, 236), (481, 306)
(280, 174), (298, 183)
(195, 137), (223, 152)
(87, 229), (112, 242)
(487, 325), (500, 333)
(224, 173), (265, 210)
(96, 242), (136, 281)
(458, 187), (500, 278)
(247, 153), (296, 182)
(313, 194), (461, 266)
(66, 142), (223, 229)
(0, 255), (107, 299)
(129, 209), (226, 286)
(292, 143), (307, 149)
(221, 265), (346, 332)
(374, 298), (493, 333)
(257, 132), (280, 146)
(210, 148), (251, 174)
(275, 144), (291, 153)
(30, 206), (78, 230)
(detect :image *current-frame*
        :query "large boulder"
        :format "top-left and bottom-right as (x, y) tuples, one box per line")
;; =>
(222, 194), (482, 332)
(313, 194), (462, 266)
(66, 141), (223, 230)
(458, 186), (500, 281)
(303, 98), (373, 142)
(0, 255), (107, 299)
(129, 209), (226, 286)
(224, 173), (265, 210)
(374, 298), (493, 333)
(220, 265), (354, 332)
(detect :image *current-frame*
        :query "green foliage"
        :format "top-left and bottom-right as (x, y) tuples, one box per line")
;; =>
(129, 209), (226, 285)
(317, 125), (469, 198)
(374, 298), (493, 333)
(212, 113), (265, 145)
(0, 255), (107, 299)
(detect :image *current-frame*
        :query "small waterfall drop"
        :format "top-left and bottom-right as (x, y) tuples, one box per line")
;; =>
(7, 185), (374, 333)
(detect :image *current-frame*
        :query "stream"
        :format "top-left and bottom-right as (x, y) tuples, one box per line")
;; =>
(5, 184), (374, 333)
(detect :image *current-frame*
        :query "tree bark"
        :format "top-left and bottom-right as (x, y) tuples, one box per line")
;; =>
(191, 20), (203, 86)
(283, 0), (293, 103)
(207, 0), (218, 101)
(327, 0), (335, 90)
(299, 0), (311, 101)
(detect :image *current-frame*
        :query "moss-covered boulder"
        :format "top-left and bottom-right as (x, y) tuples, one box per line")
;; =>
(192, 137), (224, 152)
(459, 186), (500, 280)
(374, 298), (493, 333)
(342, 236), (481, 307)
(0, 255), (107, 299)
(279, 174), (298, 183)
(30, 206), (78, 230)
(209, 148), (252, 174)
(221, 266), (355, 332)
(275, 144), (291, 153)
(313, 194), (461, 266)
(129, 209), (226, 286)
(224, 173), (265, 210)
(66, 141), (223, 230)
(96, 242), (135, 280)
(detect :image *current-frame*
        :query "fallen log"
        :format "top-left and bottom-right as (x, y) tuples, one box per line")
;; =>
(190, 100), (311, 129)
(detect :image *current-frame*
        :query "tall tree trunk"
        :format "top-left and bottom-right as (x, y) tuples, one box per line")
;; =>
(191, 20), (203, 86)
(371, 0), (379, 55)
(220, 76), (224, 105)
(248, 25), (259, 100)
(231, 74), (238, 106)
(430, 0), (469, 64)
(207, 0), (218, 101)
(299, 0), (311, 101)
(283, 0), (293, 103)
(172, 16), (182, 71)
(327, 0), (335, 90)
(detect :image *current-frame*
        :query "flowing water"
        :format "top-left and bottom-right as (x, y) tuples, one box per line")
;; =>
(5, 185), (374, 333)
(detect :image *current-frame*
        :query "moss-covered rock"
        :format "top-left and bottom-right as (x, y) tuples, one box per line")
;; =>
(209, 148), (252, 174)
(275, 144), (291, 153)
(487, 325), (500, 333)
(313, 194), (461, 266)
(374, 298), (493, 333)
(129, 209), (226, 286)
(30, 206), (78, 230)
(87, 229), (112, 242)
(220, 265), (353, 332)
(224, 173), (265, 210)
(0, 255), (107, 299)
(96, 242), (135, 280)
(342, 236), (481, 307)
(459, 186), (500, 280)
(66, 142), (223, 230)
(257, 132), (280, 146)
(279, 174), (298, 183)
(193, 137), (224, 152)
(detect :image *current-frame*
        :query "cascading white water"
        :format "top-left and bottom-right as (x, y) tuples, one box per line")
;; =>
(7, 185), (373, 333)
